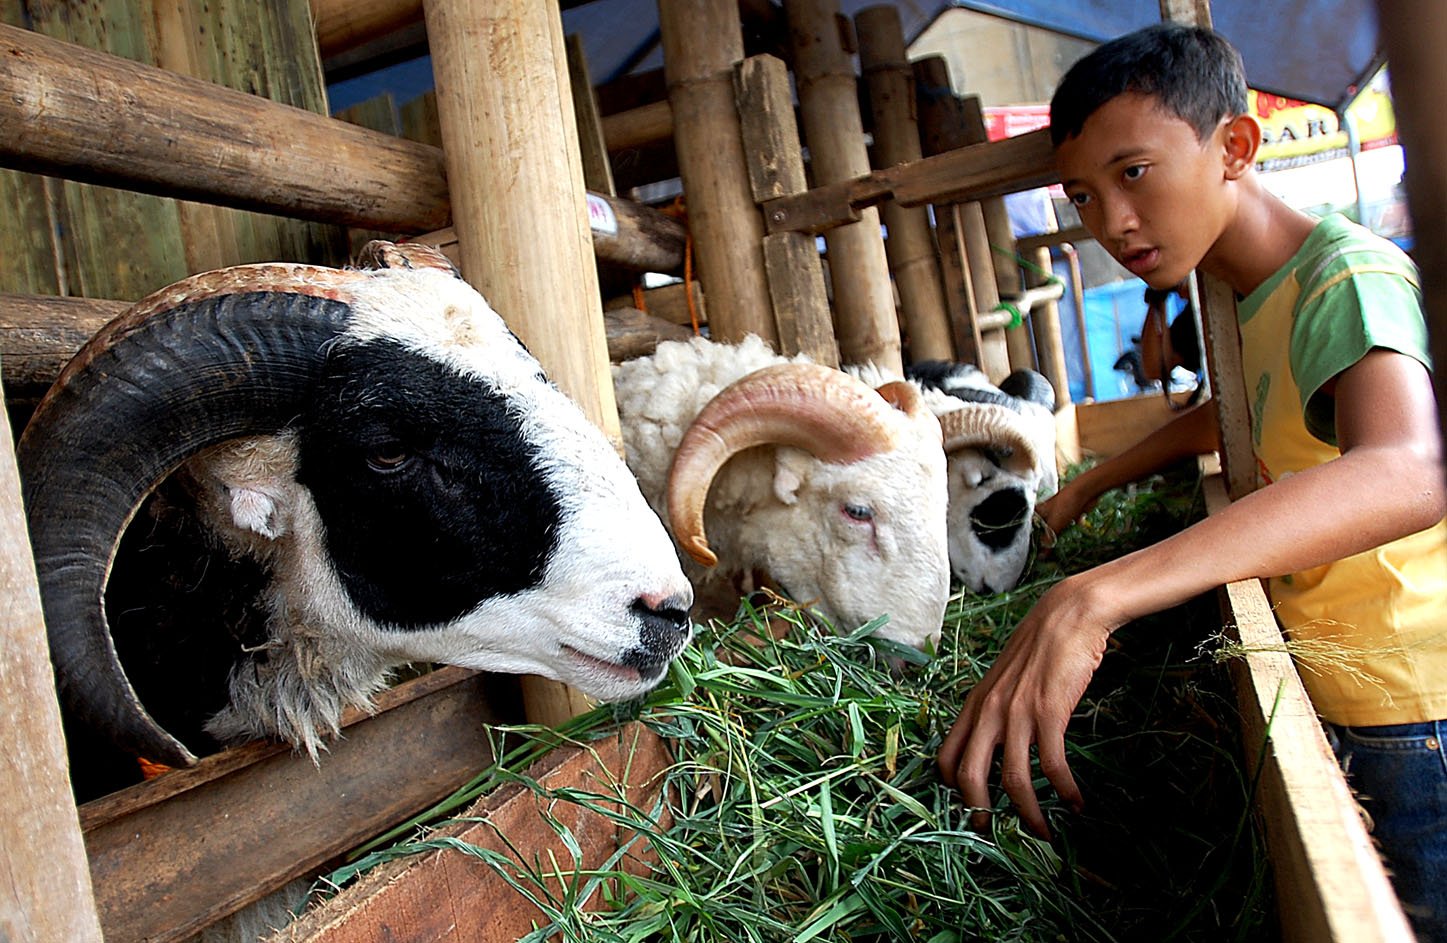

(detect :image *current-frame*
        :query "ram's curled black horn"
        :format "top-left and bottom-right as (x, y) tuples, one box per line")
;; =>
(16, 261), (371, 769)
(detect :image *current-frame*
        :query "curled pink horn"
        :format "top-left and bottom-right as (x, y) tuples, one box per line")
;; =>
(666, 362), (909, 568)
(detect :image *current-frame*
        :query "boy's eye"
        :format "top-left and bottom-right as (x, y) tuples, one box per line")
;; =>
(1122, 164), (1147, 181)
(1068, 191), (1092, 207)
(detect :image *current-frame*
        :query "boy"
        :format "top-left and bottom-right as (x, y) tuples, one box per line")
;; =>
(937, 23), (1447, 938)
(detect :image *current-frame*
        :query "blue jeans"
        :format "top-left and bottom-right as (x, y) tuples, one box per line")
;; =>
(1327, 719), (1447, 943)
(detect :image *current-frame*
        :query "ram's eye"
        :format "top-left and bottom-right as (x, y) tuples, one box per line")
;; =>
(366, 444), (412, 472)
(843, 503), (874, 523)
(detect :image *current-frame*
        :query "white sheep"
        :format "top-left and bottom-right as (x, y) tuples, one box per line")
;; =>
(613, 334), (952, 651)
(850, 360), (1058, 595)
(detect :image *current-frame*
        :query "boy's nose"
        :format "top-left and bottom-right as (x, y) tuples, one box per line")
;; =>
(1101, 196), (1139, 241)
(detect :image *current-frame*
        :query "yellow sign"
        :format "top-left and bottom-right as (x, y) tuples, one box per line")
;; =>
(1251, 71), (1397, 172)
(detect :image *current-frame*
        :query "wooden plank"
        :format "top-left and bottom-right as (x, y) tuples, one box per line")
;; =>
(1203, 472), (1415, 943)
(1073, 390), (1198, 458)
(312, 0), (423, 61)
(0, 22), (451, 234)
(602, 100), (673, 152)
(567, 32), (617, 196)
(81, 667), (513, 943)
(277, 723), (674, 941)
(0, 371), (104, 942)
(735, 54), (838, 366)
(1197, 273), (1256, 498)
(764, 232), (840, 367)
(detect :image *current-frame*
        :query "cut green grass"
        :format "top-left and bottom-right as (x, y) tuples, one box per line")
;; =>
(314, 461), (1277, 942)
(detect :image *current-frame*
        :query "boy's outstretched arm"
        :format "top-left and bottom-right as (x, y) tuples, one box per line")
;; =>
(939, 348), (1445, 841)
(1037, 399), (1222, 538)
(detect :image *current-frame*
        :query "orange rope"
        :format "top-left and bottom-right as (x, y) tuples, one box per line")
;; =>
(137, 756), (173, 780)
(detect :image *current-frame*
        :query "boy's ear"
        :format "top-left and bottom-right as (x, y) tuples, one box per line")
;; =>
(1221, 114), (1262, 179)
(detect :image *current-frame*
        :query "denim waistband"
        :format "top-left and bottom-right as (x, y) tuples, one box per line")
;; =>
(1327, 719), (1444, 739)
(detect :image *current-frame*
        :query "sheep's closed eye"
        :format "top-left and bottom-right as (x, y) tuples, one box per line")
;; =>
(842, 502), (874, 523)
(366, 443), (413, 473)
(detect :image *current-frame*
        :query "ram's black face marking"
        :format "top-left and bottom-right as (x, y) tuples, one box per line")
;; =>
(298, 340), (563, 628)
(968, 487), (1029, 551)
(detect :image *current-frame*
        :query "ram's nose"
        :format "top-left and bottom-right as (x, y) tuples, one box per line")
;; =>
(623, 595), (693, 675)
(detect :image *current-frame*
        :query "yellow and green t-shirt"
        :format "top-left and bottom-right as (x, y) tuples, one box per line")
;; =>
(1238, 213), (1447, 726)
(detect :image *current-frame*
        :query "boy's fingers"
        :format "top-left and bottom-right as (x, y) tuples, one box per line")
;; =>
(1001, 727), (1050, 841)
(1038, 732), (1084, 814)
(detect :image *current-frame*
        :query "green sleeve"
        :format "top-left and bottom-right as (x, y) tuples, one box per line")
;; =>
(1289, 266), (1428, 445)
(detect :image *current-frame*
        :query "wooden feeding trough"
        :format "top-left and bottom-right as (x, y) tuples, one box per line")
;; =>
(0, 0), (1440, 941)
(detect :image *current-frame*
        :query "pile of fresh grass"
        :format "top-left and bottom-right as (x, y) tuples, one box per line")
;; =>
(317, 460), (1277, 942)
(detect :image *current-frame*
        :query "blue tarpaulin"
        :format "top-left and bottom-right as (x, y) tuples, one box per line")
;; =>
(332, 2), (1385, 115)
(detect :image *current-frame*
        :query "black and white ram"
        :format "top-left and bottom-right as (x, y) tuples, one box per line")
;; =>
(612, 335), (951, 651)
(852, 360), (1058, 595)
(17, 242), (693, 796)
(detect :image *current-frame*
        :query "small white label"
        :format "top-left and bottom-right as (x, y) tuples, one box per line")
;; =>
(586, 193), (618, 236)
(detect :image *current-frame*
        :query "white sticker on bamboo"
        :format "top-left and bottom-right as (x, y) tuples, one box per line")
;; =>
(586, 193), (618, 236)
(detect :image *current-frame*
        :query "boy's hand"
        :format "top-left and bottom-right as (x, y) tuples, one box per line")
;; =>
(937, 574), (1121, 840)
(1035, 480), (1100, 544)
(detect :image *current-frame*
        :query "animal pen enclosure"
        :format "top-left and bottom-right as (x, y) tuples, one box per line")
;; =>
(0, 1), (1440, 941)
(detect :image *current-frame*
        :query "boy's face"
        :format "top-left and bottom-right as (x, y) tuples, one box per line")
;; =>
(1055, 92), (1235, 291)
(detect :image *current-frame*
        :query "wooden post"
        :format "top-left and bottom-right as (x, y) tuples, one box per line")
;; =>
(1158, 1), (1255, 498)
(735, 55), (840, 367)
(0, 381), (106, 943)
(913, 56), (1011, 378)
(422, 0), (605, 725)
(1376, 0), (1447, 455)
(658, 0), (778, 348)
(784, 0), (901, 373)
(855, 5), (953, 365)
(566, 32), (617, 197)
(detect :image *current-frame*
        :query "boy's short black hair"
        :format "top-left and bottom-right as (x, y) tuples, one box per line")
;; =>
(1049, 22), (1248, 148)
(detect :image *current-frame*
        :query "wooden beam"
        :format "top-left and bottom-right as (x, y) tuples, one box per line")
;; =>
(761, 128), (1057, 237)
(0, 377), (104, 942)
(311, 0), (423, 62)
(276, 723), (673, 941)
(82, 667), (510, 943)
(1203, 472), (1415, 943)
(0, 22), (449, 234)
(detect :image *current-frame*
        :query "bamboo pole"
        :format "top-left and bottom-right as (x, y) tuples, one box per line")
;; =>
(959, 95), (1035, 373)
(1026, 246), (1071, 408)
(912, 57), (1010, 379)
(422, 0), (605, 725)
(783, 0), (901, 373)
(658, 0), (777, 348)
(0, 378), (105, 943)
(0, 22), (449, 233)
(855, 5), (953, 364)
